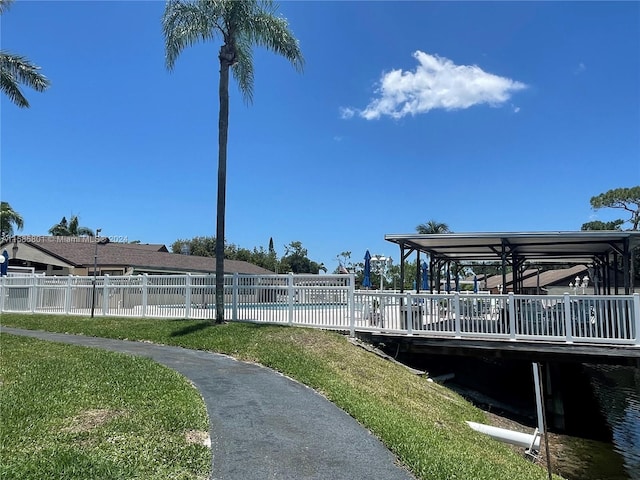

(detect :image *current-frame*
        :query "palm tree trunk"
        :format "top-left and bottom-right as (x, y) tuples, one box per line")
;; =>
(215, 50), (231, 324)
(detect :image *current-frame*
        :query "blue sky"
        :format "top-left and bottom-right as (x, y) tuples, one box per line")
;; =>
(1, 1), (639, 270)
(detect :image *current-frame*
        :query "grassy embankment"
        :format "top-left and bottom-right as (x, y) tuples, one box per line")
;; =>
(1, 313), (560, 480)
(0, 333), (210, 480)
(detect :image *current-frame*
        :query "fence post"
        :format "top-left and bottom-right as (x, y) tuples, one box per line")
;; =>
(406, 292), (413, 335)
(64, 276), (72, 314)
(102, 275), (110, 316)
(185, 273), (192, 319)
(563, 293), (574, 343)
(141, 274), (148, 317)
(348, 274), (356, 337)
(633, 293), (640, 346)
(454, 292), (461, 338)
(29, 275), (38, 313)
(508, 293), (516, 340)
(0, 276), (4, 312)
(232, 272), (239, 322)
(288, 272), (295, 326)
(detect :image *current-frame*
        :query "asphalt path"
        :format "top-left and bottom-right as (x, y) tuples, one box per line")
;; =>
(3, 327), (416, 480)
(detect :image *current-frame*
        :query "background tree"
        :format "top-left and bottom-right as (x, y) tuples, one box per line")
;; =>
(171, 236), (289, 272)
(416, 220), (451, 234)
(583, 186), (640, 282)
(588, 186), (640, 231)
(280, 241), (323, 273)
(0, 201), (24, 238)
(415, 220), (451, 288)
(0, 0), (50, 108)
(267, 237), (278, 272)
(581, 220), (624, 231)
(172, 236), (218, 257)
(163, 0), (304, 323)
(49, 215), (94, 236)
(335, 251), (353, 273)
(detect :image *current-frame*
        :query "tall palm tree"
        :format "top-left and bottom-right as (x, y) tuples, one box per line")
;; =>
(0, 201), (24, 238)
(416, 220), (451, 234)
(163, 0), (303, 323)
(0, 0), (50, 108)
(49, 215), (94, 237)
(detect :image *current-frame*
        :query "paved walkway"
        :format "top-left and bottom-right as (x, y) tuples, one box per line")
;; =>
(3, 327), (416, 480)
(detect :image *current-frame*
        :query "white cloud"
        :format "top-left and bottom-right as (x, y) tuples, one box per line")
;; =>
(339, 107), (355, 119)
(343, 51), (527, 120)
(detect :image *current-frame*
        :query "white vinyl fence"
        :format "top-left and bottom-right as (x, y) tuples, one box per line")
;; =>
(1, 273), (639, 346)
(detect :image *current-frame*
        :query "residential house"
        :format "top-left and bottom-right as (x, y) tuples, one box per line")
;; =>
(0, 236), (272, 276)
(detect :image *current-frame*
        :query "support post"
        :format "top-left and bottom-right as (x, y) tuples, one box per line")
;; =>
(102, 275), (110, 316)
(0, 276), (4, 312)
(29, 275), (38, 313)
(288, 272), (294, 326)
(185, 273), (192, 319)
(64, 276), (72, 314)
(141, 274), (148, 317)
(348, 273), (356, 337)
(406, 292), (413, 334)
(563, 293), (574, 343)
(454, 292), (461, 338)
(633, 293), (640, 346)
(232, 272), (239, 322)
(508, 292), (516, 340)
(533, 363), (553, 480)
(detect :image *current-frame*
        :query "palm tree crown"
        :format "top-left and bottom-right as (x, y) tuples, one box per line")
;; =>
(0, 0), (50, 108)
(163, 0), (303, 102)
(416, 220), (451, 234)
(163, 0), (303, 323)
(0, 201), (24, 238)
(49, 215), (94, 237)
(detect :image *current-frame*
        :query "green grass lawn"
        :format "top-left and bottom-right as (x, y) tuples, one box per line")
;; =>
(1, 314), (558, 480)
(0, 333), (210, 480)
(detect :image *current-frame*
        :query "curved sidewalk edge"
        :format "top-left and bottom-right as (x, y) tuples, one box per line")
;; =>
(2, 327), (416, 480)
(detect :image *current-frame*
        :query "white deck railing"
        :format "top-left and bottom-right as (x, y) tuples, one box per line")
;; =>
(1, 273), (638, 347)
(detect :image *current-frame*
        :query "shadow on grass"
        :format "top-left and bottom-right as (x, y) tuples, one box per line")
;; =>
(167, 318), (286, 337)
(169, 321), (214, 337)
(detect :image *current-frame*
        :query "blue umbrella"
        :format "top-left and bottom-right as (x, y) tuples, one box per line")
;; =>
(421, 261), (429, 291)
(362, 250), (372, 288)
(0, 249), (8, 276)
(473, 274), (478, 293)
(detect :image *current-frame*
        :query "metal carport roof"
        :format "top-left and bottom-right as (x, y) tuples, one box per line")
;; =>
(385, 231), (640, 294)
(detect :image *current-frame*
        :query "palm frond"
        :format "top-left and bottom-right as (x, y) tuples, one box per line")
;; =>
(0, 51), (50, 108)
(0, 201), (24, 237)
(163, 0), (225, 71)
(77, 227), (95, 237)
(0, 0), (14, 15)
(246, 11), (304, 72)
(232, 39), (254, 103)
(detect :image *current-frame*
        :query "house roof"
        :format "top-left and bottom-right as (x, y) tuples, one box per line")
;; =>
(480, 269), (539, 289)
(521, 265), (588, 289)
(473, 265), (589, 290)
(2, 237), (273, 275)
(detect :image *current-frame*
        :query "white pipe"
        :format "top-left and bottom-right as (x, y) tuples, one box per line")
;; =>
(532, 363), (545, 433)
(466, 421), (541, 450)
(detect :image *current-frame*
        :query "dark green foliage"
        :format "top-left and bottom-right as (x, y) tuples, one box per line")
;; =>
(588, 186), (640, 231)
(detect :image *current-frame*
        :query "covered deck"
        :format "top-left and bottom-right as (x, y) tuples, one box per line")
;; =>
(385, 231), (640, 295)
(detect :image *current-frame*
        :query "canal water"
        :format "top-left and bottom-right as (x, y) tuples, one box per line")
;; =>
(395, 353), (640, 480)
(586, 364), (640, 480)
